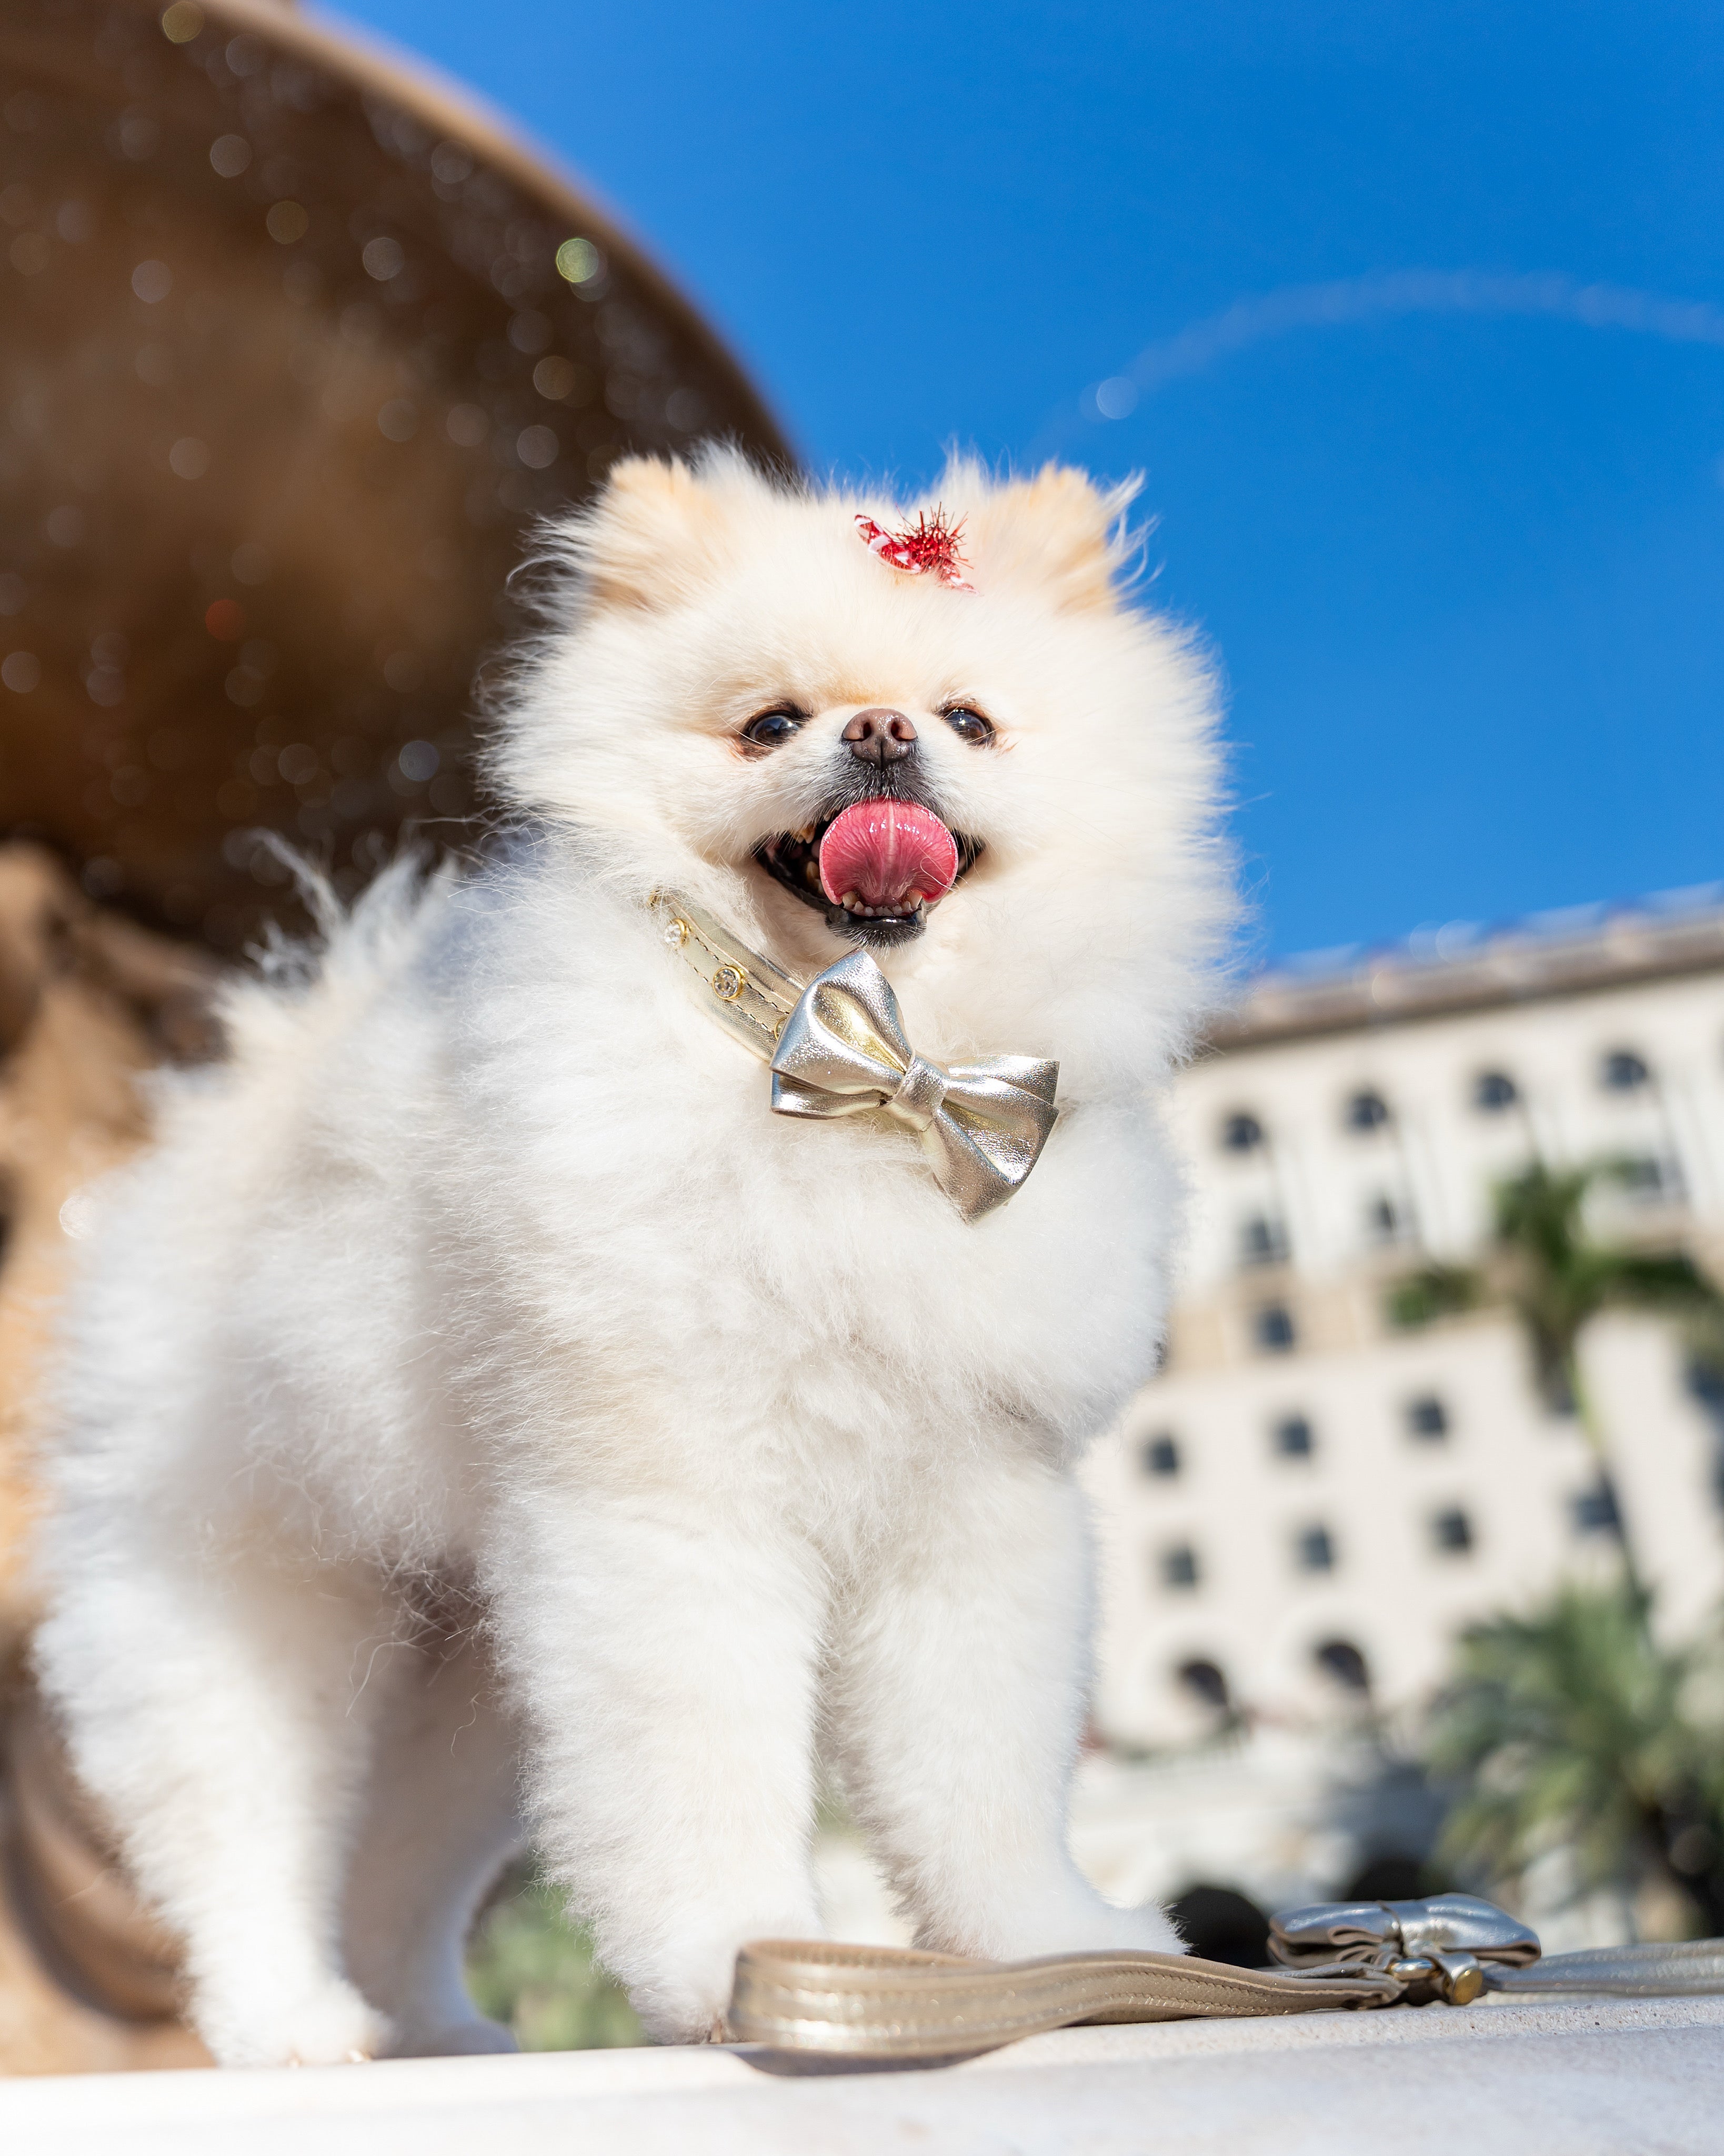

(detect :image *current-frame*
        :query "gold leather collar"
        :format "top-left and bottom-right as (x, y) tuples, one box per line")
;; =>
(650, 889), (802, 1061)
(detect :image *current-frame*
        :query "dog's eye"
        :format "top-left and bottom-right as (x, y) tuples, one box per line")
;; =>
(740, 708), (803, 750)
(943, 705), (995, 745)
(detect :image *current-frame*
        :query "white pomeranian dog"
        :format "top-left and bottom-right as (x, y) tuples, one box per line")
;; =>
(35, 451), (1229, 2067)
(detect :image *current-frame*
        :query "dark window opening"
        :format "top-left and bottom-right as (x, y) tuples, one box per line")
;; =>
(1176, 1658), (1229, 1711)
(1314, 1638), (1370, 1693)
(1366, 1193), (1411, 1244)
(1346, 1089), (1390, 1132)
(1601, 1049), (1651, 1092)
(1616, 1154), (1680, 1205)
(1253, 1303), (1297, 1354)
(1239, 1212), (1289, 1267)
(1221, 1111), (1265, 1154)
(1160, 1543), (1200, 1590)
(1295, 1523), (1336, 1573)
(1474, 1070), (1519, 1112)
(1140, 1432), (1180, 1479)
(1273, 1413), (1314, 1460)
(1686, 1359), (1724, 1514)
(1345, 1854), (1449, 1903)
(1430, 1506), (1474, 1554)
(1406, 1393), (1448, 1440)
(1571, 1478), (1622, 1536)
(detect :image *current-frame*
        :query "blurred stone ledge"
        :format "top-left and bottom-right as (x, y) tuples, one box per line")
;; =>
(1, 1993), (1720, 2156)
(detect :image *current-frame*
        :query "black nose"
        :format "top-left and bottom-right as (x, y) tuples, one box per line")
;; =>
(843, 707), (918, 766)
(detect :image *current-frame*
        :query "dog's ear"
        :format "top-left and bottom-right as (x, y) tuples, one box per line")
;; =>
(959, 465), (1136, 613)
(577, 456), (730, 611)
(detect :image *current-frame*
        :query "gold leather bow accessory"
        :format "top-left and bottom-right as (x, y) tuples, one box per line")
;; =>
(651, 892), (1060, 1221)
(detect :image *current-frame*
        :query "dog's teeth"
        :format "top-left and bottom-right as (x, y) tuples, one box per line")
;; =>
(795, 824), (816, 844)
(805, 860), (820, 883)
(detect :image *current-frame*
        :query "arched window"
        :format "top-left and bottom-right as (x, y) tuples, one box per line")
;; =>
(1176, 1658), (1229, 1710)
(1272, 1413), (1314, 1460)
(1345, 1089), (1390, 1132)
(1221, 1111), (1266, 1154)
(1474, 1069), (1519, 1111)
(1617, 1154), (1677, 1204)
(1601, 1049), (1651, 1092)
(1140, 1432), (1180, 1479)
(1252, 1303), (1297, 1354)
(1314, 1638), (1370, 1692)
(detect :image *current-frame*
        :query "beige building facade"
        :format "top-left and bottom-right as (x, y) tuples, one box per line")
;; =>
(1088, 895), (1724, 1751)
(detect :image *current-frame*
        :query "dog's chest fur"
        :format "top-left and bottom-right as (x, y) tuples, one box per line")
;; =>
(196, 859), (1181, 1574)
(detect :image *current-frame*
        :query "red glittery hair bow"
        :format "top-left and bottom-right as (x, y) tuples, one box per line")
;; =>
(855, 507), (975, 593)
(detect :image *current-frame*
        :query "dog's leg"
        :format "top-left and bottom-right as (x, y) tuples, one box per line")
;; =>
(829, 1458), (1185, 1959)
(340, 1625), (526, 2057)
(490, 1498), (826, 2043)
(36, 1538), (398, 2065)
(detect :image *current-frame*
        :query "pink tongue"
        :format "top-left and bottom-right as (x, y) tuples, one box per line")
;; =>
(819, 800), (960, 911)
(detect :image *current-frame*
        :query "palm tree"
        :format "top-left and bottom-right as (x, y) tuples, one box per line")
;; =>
(1399, 1159), (1724, 1933)
(1390, 1158), (1724, 1593)
(1428, 1578), (1724, 1936)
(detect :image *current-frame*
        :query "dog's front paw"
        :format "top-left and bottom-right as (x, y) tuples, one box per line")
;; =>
(1092, 1900), (1188, 1956)
(627, 1961), (738, 2047)
(618, 1913), (819, 2046)
(201, 1977), (391, 2068)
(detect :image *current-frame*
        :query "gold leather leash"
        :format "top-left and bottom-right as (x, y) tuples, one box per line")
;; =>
(726, 1939), (1399, 2060)
(726, 1895), (1724, 2060)
(1489, 1939), (1724, 1997)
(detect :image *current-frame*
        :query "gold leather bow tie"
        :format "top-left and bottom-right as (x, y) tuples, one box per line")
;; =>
(651, 892), (1059, 1220)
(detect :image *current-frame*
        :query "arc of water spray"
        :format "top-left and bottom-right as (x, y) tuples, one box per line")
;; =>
(1036, 269), (1724, 450)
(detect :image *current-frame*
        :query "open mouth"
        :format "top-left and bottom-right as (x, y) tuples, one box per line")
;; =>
(754, 798), (981, 944)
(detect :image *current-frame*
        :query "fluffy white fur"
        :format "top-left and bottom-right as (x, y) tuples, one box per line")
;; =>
(35, 452), (1230, 2067)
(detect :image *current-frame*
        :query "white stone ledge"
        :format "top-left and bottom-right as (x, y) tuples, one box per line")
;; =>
(3, 1994), (1720, 2155)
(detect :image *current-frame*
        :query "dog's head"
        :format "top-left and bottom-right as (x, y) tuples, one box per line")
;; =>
(495, 451), (1226, 1047)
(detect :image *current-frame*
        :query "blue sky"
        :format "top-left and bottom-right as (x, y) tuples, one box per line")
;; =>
(336, 0), (1724, 959)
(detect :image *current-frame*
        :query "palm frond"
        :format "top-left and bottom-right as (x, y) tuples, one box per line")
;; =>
(1387, 1263), (1484, 1331)
(1428, 1581), (1720, 1908)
